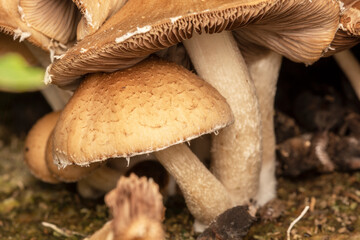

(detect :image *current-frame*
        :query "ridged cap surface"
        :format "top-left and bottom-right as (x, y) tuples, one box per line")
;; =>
(52, 59), (234, 166)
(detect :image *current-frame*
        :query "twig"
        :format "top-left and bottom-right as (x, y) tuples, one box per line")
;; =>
(287, 205), (310, 240)
(41, 221), (86, 237)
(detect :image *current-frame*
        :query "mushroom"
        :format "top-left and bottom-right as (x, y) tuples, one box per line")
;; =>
(52, 59), (235, 224)
(87, 174), (165, 240)
(24, 111), (101, 184)
(47, 0), (342, 207)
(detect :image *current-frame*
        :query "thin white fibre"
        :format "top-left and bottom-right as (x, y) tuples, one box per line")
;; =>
(115, 26), (152, 43)
(13, 28), (31, 42)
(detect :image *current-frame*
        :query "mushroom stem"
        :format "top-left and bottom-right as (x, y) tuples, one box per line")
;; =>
(183, 32), (262, 205)
(333, 50), (360, 100)
(246, 51), (282, 205)
(154, 143), (233, 224)
(40, 85), (72, 111)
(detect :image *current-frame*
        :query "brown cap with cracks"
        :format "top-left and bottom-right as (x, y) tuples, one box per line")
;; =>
(48, 0), (340, 88)
(52, 58), (234, 167)
(24, 111), (60, 184)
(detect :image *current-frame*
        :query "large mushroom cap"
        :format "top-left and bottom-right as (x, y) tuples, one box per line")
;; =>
(52, 58), (234, 167)
(48, 0), (341, 88)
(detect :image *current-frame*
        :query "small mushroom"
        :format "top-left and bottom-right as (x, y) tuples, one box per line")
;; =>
(24, 111), (61, 183)
(52, 59), (235, 224)
(87, 174), (165, 240)
(24, 111), (101, 184)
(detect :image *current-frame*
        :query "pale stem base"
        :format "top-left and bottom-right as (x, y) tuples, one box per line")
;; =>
(247, 51), (282, 205)
(155, 143), (233, 224)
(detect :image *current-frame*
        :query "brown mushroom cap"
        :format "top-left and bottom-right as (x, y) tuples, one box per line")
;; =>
(48, 0), (341, 88)
(24, 111), (60, 183)
(52, 58), (233, 167)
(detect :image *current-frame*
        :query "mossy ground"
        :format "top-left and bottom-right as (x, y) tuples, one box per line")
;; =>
(0, 132), (359, 239)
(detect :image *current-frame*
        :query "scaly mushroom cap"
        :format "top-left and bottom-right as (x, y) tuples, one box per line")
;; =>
(24, 111), (60, 184)
(48, 0), (341, 88)
(52, 58), (234, 167)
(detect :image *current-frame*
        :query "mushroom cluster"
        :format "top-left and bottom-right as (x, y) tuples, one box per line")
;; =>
(9, 0), (360, 234)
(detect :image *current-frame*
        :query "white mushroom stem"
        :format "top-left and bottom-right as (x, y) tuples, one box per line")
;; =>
(154, 143), (233, 224)
(333, 50), (360, 100)
(40, 85), (72, 111)
(246, 51), (282, 206)
(183, 32), (262, 205)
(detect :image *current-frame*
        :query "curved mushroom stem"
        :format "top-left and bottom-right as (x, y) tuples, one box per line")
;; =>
(154, 143), (233, 225)
(246, 51), (282, 205)
(183, 32), (262, 205)
(333, 50), (360, 100)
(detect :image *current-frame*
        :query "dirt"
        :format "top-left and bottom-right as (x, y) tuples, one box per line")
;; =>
(1, 133), (360, 239)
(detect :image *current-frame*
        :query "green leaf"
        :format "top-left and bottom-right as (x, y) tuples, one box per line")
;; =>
(0, 53), (45, 92)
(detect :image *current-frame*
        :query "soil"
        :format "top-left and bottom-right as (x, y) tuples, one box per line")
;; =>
(1, 45), (360, 239)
